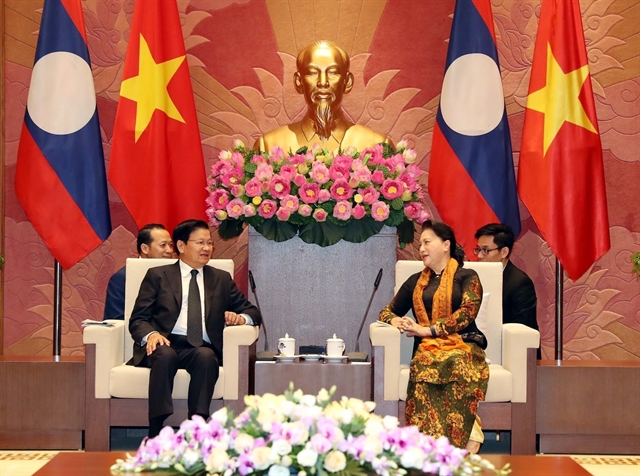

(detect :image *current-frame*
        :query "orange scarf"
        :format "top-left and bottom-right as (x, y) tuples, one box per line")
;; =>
(412, 258), (470, 355)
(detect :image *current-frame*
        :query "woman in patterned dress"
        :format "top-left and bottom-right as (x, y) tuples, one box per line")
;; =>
(379, 220), (489, 452)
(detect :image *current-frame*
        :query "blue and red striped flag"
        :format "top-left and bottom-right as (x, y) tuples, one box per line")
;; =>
(429, 0), (520, 255)
(15, 0), (111, 269)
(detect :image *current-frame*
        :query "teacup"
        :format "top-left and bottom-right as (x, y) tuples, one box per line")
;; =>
(278, 333), (296, 356)
(326, 334), (345, 357)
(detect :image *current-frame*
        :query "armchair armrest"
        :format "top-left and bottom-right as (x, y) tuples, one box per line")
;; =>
(83, 320), (125, 398)
(222, 325), (259, 400)
(502, 323), (540, 403)
(369, 322), (402, 401)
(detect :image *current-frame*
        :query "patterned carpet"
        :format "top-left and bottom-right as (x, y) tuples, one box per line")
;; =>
(0, 451), (638, 476)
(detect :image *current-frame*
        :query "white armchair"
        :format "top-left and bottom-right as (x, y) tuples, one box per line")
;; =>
(370, 261), (539, 454)
(84, 258), (259, 451)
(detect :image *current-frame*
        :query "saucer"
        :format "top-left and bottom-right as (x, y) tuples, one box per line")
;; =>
(299, 354), (322, 362)
(275, 355), (298, 363)
(324, 356), (349, 363)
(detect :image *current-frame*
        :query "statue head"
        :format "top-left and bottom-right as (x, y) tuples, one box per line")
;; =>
(294, 41), (354, 140)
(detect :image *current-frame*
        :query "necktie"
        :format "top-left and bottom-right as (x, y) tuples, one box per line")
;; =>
(187, 269), (203, 347)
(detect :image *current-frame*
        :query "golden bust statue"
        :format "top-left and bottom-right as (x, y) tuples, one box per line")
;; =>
(254, 41), (392, 152)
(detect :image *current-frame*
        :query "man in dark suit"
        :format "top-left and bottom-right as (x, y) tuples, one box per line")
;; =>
(474, 224), (538, 332)
(104, 223), (174, 320)
(129, 219), (261, 437)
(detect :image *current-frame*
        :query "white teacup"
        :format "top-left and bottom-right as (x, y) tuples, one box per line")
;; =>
(326, 334), (345, 357)
(278, 333), (296, 356)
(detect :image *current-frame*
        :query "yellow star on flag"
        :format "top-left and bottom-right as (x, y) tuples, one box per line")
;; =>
(526, 44), (597, 155)
(120, 34), (185, 142)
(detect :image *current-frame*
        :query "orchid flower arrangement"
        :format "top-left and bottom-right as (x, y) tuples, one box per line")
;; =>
(112, 385), (509, 476)
(206, 141), (430, 247)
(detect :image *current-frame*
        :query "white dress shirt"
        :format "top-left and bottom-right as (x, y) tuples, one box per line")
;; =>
(172, 260), (211, 343)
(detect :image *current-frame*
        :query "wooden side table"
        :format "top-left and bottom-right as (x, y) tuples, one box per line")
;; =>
(254, 360), (371, 401)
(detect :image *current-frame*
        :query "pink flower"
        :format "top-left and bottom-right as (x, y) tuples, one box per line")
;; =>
(258, 199), (277, 219)
(403, 148), (417, 164)
(359, 186), (380, 205)
(333, 155), (354, 170)
(352, 204), (366, 220)
(220, 170), (242, 188)
(404, 202), (424, 220)
(207, 189), (230, 210)
(405, 164), (422, 179)
(329, 163), (350, 181)
(276, 207), (291, 221)
(330, 179), (354, 200)
(350, 166), (372, 185)
(294, 174), (307, 187)
(298, 204), (313, 217)
(226, 198), (245, 218)
(243, 204), (257, 217)
(251, 154), (267, 164)
(245, 178), (262, 198)
(230, 151), (244, 168)
(399, 173), (419, 192)
(381, 179), (404, 200)
(313, 208), (328, 222)
(289, 154), (307, 165)
(279, 164), (297, 181)
(318, 189), (331, 203)
(299, 183), (320, 204)
(371, 201), (390, 222)
(269, 175), (291, 199)
(280, 194), (299, 212)
(255, 163), (274, 182)
(333, 201), (352, 221)
(230, 184), (245, 197)
(269, 146), (285, 160)
(310, 163), (330, 184)
(416, 209), (431, 224)
(361, 144), (384, 165)
(210, 160), (230, 177)
(371, 169), (385, 184)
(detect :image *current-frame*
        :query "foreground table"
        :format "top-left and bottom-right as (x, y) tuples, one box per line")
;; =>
(34, 452), (592, 475)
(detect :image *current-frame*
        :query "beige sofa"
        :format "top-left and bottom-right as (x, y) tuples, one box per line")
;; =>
(370, 261), (539, 454)
(84, 258), (258, 451)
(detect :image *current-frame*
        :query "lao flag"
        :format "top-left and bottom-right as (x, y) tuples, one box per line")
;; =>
(429, 0), (520, 255)
(15, 0), (111, 269)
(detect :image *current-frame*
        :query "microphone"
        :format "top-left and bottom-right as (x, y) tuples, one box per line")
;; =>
(347, 268), (383, 362)
(249, 270), (277, 361)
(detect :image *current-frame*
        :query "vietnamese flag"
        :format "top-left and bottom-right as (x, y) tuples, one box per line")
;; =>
(109, 0), (207, 232)
(518, 0), (610, 281)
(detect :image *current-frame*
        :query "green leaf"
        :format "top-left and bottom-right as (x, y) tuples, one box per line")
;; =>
(295, 146), (309, 155)
(342, 217), (384, 243)
(288, 213), (312, 226)
(298, 221), (346, 247)
(218, 219), (244, 240)
(255, 219), (298, 243)
(244, 162), (257, 174)
(318, 201), (335, 213)
(327, 214), (348, 226)
(397, 218), (415, 247)
(381, 142), (396, 158)
(390, 198), (404, 210)
(385, 209), (406, 227)
(245, 215), (265, 228)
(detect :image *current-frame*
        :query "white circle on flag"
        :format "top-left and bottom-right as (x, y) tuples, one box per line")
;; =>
(27, 51), (96, 135)
(440, 53), (504, 136)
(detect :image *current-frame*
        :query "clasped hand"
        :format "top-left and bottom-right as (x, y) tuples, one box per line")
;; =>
(391, 317), (430, 337)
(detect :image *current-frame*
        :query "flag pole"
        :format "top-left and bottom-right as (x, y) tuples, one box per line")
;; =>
(53, 259), (63, 360)
(555, 258), (564, 362)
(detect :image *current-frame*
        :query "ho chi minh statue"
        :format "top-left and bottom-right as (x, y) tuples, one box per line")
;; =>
(254, 41), (392, 153)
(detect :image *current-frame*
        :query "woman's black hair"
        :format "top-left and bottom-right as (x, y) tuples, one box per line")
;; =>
(421, 219), (465, 267)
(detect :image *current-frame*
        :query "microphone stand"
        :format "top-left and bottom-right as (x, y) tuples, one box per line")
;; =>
(347, 268), (383, 362)
(249, 270), (277, 361)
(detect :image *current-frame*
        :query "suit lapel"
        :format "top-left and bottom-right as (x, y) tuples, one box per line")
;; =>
(203, 265), (218, 318)
(167, 261), (183, 308)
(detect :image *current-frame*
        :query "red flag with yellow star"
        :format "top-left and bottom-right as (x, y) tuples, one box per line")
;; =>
(109, 0), (206, 232)
(518, 0), (609, 280)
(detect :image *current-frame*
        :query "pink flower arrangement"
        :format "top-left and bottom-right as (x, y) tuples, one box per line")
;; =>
(206, 142), (430, 247)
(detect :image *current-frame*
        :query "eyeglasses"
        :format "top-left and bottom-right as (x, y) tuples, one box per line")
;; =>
(473, 247), (502, 256)
(188, 240), (213, 248)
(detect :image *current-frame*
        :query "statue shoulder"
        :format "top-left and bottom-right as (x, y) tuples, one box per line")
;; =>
(342, 124), (393, 150)
(253, 123), (302, 152)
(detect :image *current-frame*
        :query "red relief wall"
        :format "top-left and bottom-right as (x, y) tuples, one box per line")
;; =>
(2, 0), (639, 359)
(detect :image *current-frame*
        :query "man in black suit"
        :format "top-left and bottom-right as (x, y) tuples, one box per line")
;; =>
(104, 223), (174, 320)
(474, 224), (538, 332)
(129, 219), (261, 437)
